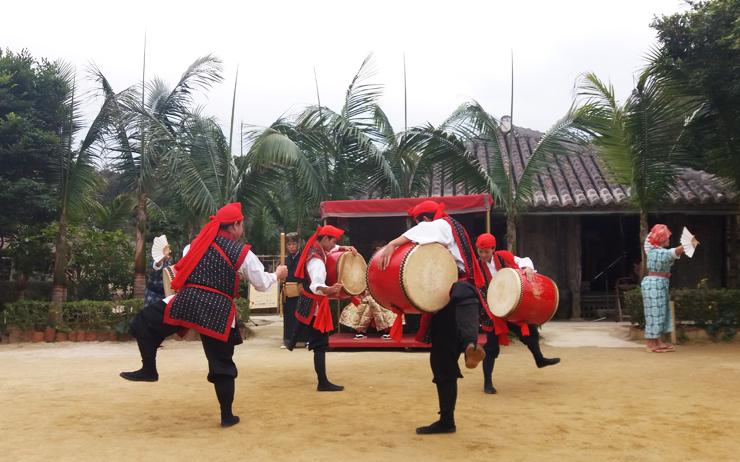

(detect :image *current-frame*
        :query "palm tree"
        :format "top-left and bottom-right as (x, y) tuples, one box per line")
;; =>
(49, 63), (116, 321)
(436, 101), (591, 251)
(112, 55), (224, 297)
(575, 71), (701, 262)
(245, 55), (398, 207)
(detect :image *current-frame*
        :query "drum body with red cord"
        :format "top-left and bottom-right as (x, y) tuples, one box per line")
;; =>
(367, 242), (459, 313)
(487, 268), (559, 324)
(324, 249), (367, 299)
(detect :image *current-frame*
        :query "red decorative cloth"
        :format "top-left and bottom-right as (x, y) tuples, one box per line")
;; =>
(476, 233), (496, 249)
(647, 224), (671, 247)
(300, 289), (333, 333)
(171, 202), (244, 291)
(294, 225), (345, 279)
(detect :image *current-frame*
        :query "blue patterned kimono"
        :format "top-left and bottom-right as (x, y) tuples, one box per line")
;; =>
(641, 243), (679, 338)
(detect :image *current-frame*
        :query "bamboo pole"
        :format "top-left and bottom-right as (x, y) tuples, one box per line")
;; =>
(669, 300), (677, 345)
(485, 207), (491, 234)
(279, 233), (285, 317)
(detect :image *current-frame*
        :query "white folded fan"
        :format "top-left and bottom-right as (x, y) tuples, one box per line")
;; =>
(151, 235), (169, 262)
(680, 227), (698, 258)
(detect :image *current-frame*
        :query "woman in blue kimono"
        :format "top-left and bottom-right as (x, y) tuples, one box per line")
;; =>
(641, 224), (693, 353)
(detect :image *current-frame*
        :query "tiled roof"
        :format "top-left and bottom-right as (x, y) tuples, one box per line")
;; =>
(431, 126), (737, 211)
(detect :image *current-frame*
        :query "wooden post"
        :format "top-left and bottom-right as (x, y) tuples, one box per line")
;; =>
(485, 207), (491, 234)
(279, 233), (285, 317)
(567, 216), (582, 319)
(669, 300), (677, 345)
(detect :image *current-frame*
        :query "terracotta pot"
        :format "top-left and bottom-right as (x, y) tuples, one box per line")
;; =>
(84, 331), (97, 342)
(56, 332), (69, 342)
(44, 327), (56, 343)
(8, 326), (22, 343)
(31, 331), (45, 343)
(117, 333), (132, 342)
(75, 330), (86, 342)
(97, 331), (112, 341)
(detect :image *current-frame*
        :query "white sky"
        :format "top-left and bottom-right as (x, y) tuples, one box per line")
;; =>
(3, 0), (687, 145)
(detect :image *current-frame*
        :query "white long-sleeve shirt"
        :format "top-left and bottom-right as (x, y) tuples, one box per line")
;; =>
(402, 219), (465, 271)
(485, 255), (535, 278)
(305, 245), (340, 294)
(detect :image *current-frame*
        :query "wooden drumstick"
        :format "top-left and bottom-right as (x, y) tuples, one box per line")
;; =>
(278, 232), (285, 317)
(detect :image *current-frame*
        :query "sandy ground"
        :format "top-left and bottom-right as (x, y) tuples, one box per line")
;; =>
(2, 320), (740, 462)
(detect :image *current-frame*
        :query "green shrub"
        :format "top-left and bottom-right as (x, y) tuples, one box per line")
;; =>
(234, 298), (251, 323)
(2, 300), (49, 330)
(624, 287), (740, 341)
(3, 298), (144, 333)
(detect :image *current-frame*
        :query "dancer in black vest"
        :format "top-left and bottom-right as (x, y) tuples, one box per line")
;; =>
(377, 200), (487, 435)
(287, 225), (357, 391)
(475, 233), (560, 395)
(120, 203), (288, 427)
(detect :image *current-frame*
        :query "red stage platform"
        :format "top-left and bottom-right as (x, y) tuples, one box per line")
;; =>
(328, 333), (489, 349)
(329, 333), (430, 349)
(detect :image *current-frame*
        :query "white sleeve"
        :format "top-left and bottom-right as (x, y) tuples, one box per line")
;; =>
(402, 220), (454, 246)
(152, 260), (163, 271)
(238, 251), (277, 292)
(514, 256), (535, 271)
(307, 259), (328, 293)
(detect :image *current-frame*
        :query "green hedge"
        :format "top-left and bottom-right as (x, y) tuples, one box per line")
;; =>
(624, 288), (740, 340)
(3, 298), (251, 333)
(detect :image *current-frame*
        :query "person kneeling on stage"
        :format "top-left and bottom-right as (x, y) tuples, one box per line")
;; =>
(120, 203), (288, 428)
(377, 200), (487, 434)
(287, 225), (357, 392)
(475, 232), (560, 395)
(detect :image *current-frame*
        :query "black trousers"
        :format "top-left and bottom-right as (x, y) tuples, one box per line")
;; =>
(429, 281), (481, 384)
(483, 322), (540, 360)
(129, 300), (241, 381)
(291, 317), (329, 352)
(283, 296), (307, 344)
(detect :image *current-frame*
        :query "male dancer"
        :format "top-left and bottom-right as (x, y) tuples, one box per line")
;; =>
(475, 232), (560, 395)
(377, 200), (487, 434)
(282, 232), (303, 348)
(287, 224), (357, 392)
(120, 203), (287, 427)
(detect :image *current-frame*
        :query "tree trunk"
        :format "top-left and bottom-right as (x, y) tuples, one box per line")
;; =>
(50, 214), (69, 324)
(639, 209), (649, 279)
(15, 272), (29, 300)
(133, 192), (147, 299)
(506, 214), (517, 253)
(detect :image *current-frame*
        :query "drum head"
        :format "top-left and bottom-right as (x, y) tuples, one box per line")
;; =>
(337, 252), (368, 295)
(402, 243), (458, 312)
(488, 268), (522, 317)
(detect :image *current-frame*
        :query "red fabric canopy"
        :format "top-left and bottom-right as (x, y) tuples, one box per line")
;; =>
(320, 194), (494, 219)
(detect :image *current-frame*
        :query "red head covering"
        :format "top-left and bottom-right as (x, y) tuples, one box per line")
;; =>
(171, 202), (244, 291)
(476, 233), (496, 249)
(647, 224), (671, 247)
(294, 225), (345, 279)
(408, 200), (448, 221)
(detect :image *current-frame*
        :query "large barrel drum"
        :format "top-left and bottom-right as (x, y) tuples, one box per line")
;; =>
(367, 242), (458, 313)
(486, 268), (559, 324)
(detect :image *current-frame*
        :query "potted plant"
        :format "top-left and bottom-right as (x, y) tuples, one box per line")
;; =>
(55, 325), (71, 342)
(44, 324), (57, 343)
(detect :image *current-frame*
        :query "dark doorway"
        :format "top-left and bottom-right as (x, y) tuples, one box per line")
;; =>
(581, 214), (641, 291)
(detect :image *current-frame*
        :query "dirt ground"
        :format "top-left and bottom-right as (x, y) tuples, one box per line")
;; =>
(2, 321), (740, 462)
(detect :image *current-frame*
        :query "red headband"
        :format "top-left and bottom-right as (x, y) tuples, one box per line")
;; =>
(294, 225), (345, 279)
(172, 202), (244, 291)
(476, 233), (496, 249)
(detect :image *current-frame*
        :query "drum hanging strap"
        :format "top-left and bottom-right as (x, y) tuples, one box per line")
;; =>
(493, 317), (510, 345)
(300, 289), (334, 333)
(387, 306), (405, 342)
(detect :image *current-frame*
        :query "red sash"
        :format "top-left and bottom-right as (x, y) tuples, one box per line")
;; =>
(300, 289), (333, 333)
